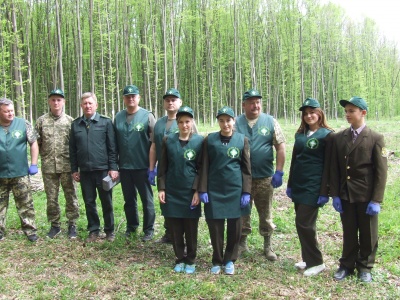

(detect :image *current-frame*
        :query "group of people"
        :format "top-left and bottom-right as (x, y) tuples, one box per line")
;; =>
(0, 86), (387, 282)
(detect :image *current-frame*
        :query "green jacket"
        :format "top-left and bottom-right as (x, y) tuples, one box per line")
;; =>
(69, 113), (118, 172)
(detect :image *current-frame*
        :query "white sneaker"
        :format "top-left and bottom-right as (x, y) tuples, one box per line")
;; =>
(294, 261), (306, 270)
(303, 264), (326, 276)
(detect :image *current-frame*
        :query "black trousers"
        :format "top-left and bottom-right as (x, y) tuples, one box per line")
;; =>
(120, 169), (155, 235)
(339, 200), (378, 272)
(166, 217), (199, 265)
(206, 218), (241, 266)
(80, 170), (114, 233)
(294, 203), (323, 268)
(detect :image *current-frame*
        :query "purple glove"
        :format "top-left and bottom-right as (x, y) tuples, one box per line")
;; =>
(199, 192), (209, 204)
(366, 202), (380, 215)
(332, 196), (343, 213)
(271, 170), (284, 188)
(28, 164), (38, 175)
(240, 192), (251, 208)
(317, 195), (329, 205)
(147, 166), (157, 186)
(286, 188), (292, 199)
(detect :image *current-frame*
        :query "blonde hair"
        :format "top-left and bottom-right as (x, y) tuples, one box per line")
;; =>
(81, 92), (97, 103)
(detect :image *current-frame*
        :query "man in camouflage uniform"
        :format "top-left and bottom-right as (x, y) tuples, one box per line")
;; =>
(235, 89), (286, 261)
(0, 98), (39, 242)
(35, 89), (79, 239)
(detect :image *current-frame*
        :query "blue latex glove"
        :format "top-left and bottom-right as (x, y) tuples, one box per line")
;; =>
(240, 192), (251, 208)
(332, 196), (343, 213)
(147, 166), (157, 186)
(317, 195), (329, 205)
(271, 170), (284, 188)
(366, 202), (381, 215)
(199, 192), (209, 204)
(28, 164), (38, 175)
(286, 188), (292, 199)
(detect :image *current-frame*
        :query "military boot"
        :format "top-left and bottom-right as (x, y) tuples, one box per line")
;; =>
(264, 235), (277, 261)
(238, 235), (249, 255)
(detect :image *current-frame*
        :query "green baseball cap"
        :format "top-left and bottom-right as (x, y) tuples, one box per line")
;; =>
(339, 96), (368, 112)
(242, 89), (262, 101)
(163, 88), (181, 99)
(123, 85), (139, 95)
(299, 98), (320, 111)
(216, 106), (235, 118)
(176, 106), (194, 118)
(48, 88), (64, 98)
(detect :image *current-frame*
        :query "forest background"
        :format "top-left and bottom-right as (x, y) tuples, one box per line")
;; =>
(1, 0), (400, 125)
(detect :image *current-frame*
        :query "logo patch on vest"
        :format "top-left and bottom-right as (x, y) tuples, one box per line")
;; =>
(258, 126), (270, 136)
(11, 130), (23, 139)
(184, 149), (196, 160)
(227, 147), (240, 158)
(306, 138), (319, 149)
(132, 123), (144, 132)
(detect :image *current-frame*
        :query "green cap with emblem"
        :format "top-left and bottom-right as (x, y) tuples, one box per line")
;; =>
(242, 89), (262, 101)
(339, 96), (368, 112)
(299, 98), (320, 111)
(163, 88), (181, 99)
(123, 85), (139, 95)
(176, 106), (194, 118)
(216, 106), (235, 118)
(48, 88), (65, 98)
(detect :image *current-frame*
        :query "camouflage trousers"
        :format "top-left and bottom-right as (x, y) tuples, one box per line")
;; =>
(43, 172), (79, 227)
(241, 177), (276, 237)
(0, 176), (37, 236)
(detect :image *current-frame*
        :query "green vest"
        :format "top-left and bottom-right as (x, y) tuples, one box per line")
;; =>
(0, 118), (29, 178)
(154, 116), (179, 162)
(236, 113), (275, 178)
(291, 128), (332, 207)
(204, 132), (244, 219)
(114, 108), (151, 169)
(162, 133), (204, 218)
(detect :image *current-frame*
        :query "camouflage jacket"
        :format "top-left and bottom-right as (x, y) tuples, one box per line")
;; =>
(36, 112), (74, 173)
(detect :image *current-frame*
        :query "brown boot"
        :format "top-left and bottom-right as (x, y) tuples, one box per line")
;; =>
(264, 235), (277, 261)
(238, 235), (249, 255)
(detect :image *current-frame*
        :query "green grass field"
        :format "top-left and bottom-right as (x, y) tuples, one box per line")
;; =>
(0, 119), (399, 299)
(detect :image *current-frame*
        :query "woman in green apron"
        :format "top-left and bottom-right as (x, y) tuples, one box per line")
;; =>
(286, 98), (333, 276)
(157, 106), (204, 274)
(198, 106), (252, 275)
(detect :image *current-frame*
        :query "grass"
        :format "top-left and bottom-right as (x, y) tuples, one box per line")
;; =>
(0, 118), (399, 299)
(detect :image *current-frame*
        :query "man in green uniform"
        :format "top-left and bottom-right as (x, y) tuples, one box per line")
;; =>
(235, 89), (286, 261)
(70, 92), (118, 243)
(0, 98), (39, 242)
(36, 89), (79, 239)
(115, 85), (156, 241)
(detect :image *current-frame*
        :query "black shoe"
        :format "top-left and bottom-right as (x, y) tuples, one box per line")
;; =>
(124, 229), (136, 238)
(27, 234), (38, 242)
(142, 233), (154, 242)
(333, 266), (353, 281)
(85, 231), (99, 243)
(47, 226), (61, 239)
(358, 271), (372, 283)
(155, 234), (172, 244)
(106, 232), (115, 242)
(68, 225), (77, 239)
(0, 232), (4, 241)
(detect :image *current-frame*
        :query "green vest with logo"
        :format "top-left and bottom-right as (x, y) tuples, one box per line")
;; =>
(291, 128), (332, 207)
(236, 113), (275, 178)
(114, 108), (151, 169)
(0, 118), (29, 178)
(204, 132), (244, 219)
(162, 133), (204, 218)
(154, 116), (179, 162)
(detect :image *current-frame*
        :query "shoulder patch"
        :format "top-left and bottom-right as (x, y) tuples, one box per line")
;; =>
(381, 147), (389, 158)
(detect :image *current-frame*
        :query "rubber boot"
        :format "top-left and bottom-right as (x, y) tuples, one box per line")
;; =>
(238, 235), (249, 255)
(264, 235), (277, 261)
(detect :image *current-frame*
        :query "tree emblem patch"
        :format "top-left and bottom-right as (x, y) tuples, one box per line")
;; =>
(258, 126), (270, 136)
(184, 149), (196, 160)
(306, 138), (319, 149)
(132, 123), (144, 132)
(11, 130), (23, 139)
(227, 147), (240, 158)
